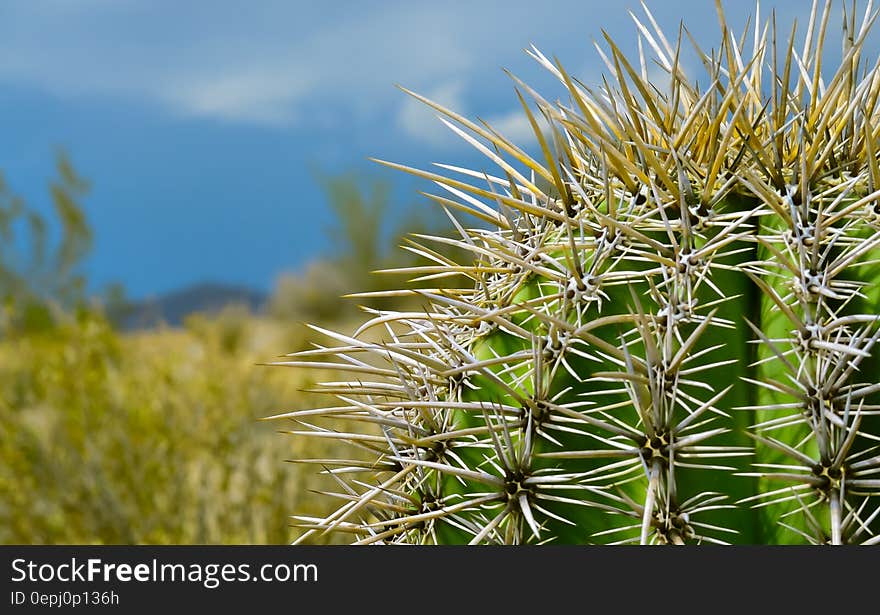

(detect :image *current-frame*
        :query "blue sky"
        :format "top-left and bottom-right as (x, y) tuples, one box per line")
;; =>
(0, 0), (835, 298)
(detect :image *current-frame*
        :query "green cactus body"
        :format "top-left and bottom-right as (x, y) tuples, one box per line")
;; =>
(272, 1), (880, 544)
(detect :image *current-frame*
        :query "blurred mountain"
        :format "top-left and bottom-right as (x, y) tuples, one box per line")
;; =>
(117, 282), (267, 330)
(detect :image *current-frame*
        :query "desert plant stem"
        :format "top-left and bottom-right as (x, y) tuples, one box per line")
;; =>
(743, 210), (766, 543)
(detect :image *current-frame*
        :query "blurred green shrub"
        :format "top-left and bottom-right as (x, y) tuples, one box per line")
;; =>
(270, 171), (467, 323)
(270, 261), (351, 324)
(0, 151), (94, 335)
(0, 310), (361, 544)
(0, 163), (425, 544)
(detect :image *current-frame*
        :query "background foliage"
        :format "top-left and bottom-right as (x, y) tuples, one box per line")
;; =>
(0, 158), (412, 544)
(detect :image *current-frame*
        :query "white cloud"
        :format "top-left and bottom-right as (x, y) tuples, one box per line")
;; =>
(398, 101), (545, 149)
(0, 0), (828, 133)
(0, 1), (480, 126)
(397, 92), (545, 150)
(484, 108), (535, 144)
(159, 68), (316, 126)
(396, 81), (467, 147)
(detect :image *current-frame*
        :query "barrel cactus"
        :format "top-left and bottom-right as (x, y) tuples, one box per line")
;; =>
(270, 0), (880, 544)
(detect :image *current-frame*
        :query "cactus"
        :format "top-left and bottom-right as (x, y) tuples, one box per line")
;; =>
(270, 0), (880, 544)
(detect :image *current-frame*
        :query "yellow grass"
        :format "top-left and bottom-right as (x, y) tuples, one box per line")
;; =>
(0, 309), (363, 544)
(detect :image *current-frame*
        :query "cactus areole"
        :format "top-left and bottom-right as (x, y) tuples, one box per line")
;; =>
(270, 1), (880, 544)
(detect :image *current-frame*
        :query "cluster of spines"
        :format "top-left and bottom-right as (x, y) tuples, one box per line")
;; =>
(269, 0), (880, 544)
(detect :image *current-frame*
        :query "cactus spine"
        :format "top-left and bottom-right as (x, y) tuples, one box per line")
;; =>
(271, 1), (880, 544)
